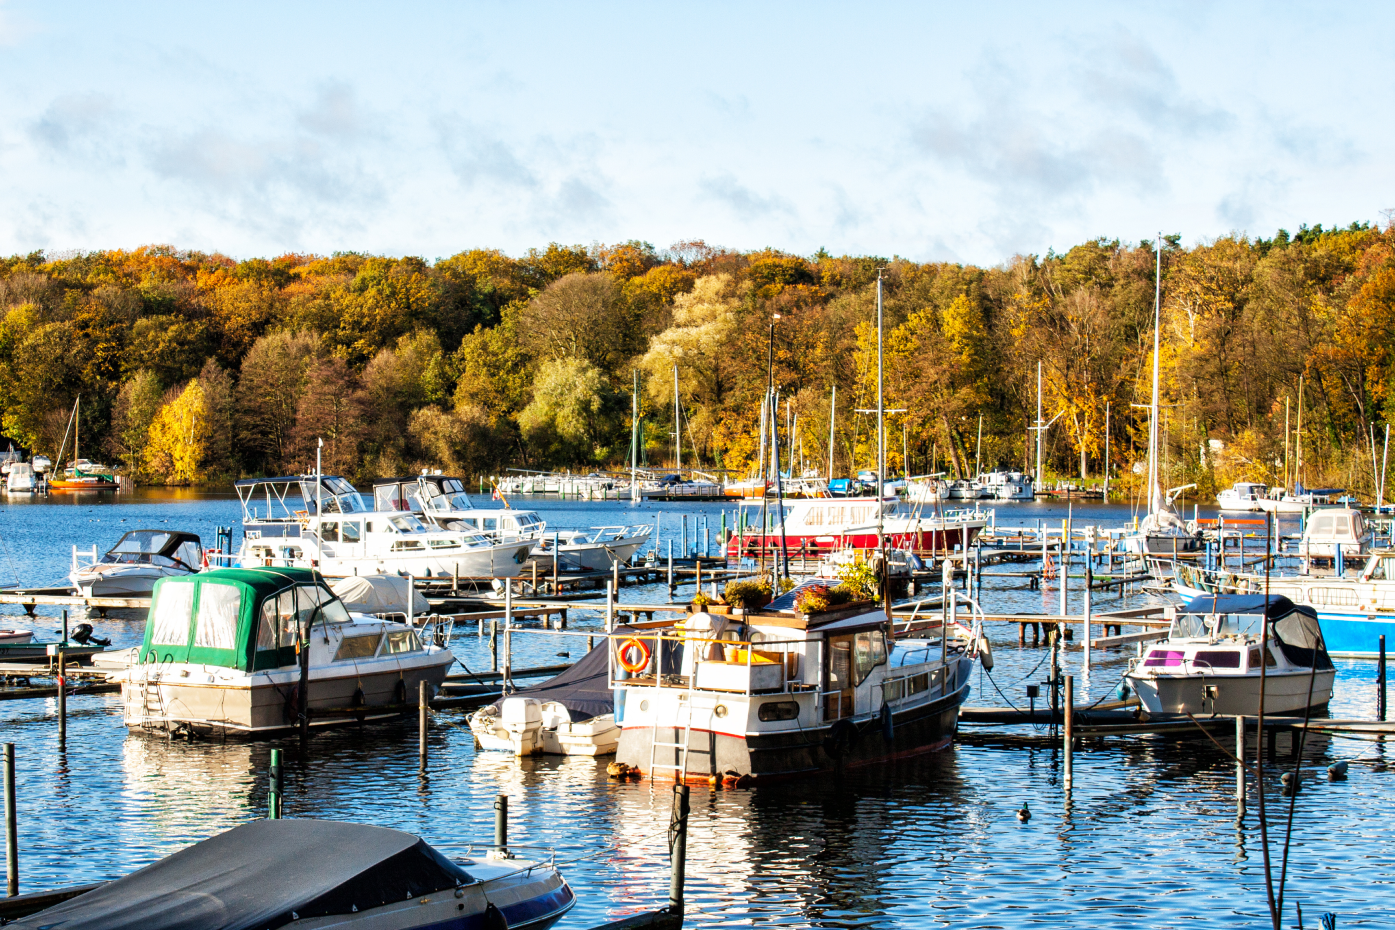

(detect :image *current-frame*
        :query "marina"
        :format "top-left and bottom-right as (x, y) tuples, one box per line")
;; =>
(0, 490), (1392, 927)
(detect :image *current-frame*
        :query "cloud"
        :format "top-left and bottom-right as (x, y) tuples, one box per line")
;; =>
(28, 94), (120, 160)
(436, 121), (537, 189)
(297, 82), (364, 139)
(1080, 27), (1235, 138)
(698, 173), (794, 219)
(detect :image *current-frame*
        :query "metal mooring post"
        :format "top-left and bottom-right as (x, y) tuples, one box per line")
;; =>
(668, 784), (690, 914)
(268, 748), (283, 819)
(4, 743), (16, 896)
(494, 794), (509, 857)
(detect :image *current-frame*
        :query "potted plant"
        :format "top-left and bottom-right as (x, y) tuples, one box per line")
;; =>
(690, 591), (713, 613)
(722, 580), (771, 612)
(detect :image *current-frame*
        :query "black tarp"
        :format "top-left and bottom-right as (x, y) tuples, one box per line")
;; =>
(11, 819), (473, 930)
(489, 639), (616, 721)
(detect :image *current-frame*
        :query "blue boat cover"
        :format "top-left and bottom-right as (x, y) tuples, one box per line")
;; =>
(1179, 594), (1298, 617)
(10, 819), (473, 930)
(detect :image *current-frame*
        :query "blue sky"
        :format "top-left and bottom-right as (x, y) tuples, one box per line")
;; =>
(0, 1), (1390, 264)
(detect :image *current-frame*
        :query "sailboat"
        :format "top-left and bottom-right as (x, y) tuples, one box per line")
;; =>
(48, 396), (120, 491)
(1123, 236), (1200, 556)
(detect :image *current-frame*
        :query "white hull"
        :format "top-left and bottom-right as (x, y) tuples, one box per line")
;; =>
(0, 629), (34, 645)
(470, 700), (619, 756)
(70, 565), (191, 598)
(1128, 668), (1335, 716)
(557, 534), (648, 572)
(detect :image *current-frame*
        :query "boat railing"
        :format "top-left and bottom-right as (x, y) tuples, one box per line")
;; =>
(70, 544), (99, 573)
(611, 629), (810, 697)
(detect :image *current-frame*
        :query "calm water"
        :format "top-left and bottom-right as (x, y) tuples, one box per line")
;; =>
(0, 491), (1389, 927)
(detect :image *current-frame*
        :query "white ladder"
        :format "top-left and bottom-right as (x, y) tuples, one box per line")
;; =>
(649, 683), (696, 780)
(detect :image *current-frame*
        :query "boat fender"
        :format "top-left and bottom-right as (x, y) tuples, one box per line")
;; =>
(881, 702), (894, 741)
(483, 902), (510, 930)
(1116, 682), (1131, 701)
(977, 636), (994, 671)
(394, 678), (407, 705)
(823, 719), (859, 759)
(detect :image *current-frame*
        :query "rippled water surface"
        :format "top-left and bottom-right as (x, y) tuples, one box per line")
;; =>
(1, 492), (1390, 927)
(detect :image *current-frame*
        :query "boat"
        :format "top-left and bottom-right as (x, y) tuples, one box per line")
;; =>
(945, 478), (984, 500)
(5, 461), (36, 492)
(1173, 548), (1395, 657)
(47, 397), (120, 491)
(4, 818), (575, 930)
(611, 580), (985, 781)
(235, 474), (534, 579)
(69, 529), (204, 598)
(1124, 594), (1335, 716)
(0, 628), (33, 645)
(374, 475), (652, 572)
(469, 644), (620, 755)
(1216, 481), (1269, 512)
(1297, 507), (1372, 563)
(114, 567), (455, 735)
(1257, 484), (1344, 514)
(728, 496), (987, 560)
(980, 470), (1034, 501)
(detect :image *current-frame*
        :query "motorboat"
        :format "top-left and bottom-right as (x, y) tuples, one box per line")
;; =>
(1174, 548), (1395, 658)
(114, 567), (455, 735)
(373, 475), (652, 572)
(69, 529), (203, 598)
(612, 580), (985, 780)
(945, 478), (984, 500)
(5, 461), (36, 492)
(0, 628), (34, 645)
(1297, 507), (1372, 563)
(469, 644), (620, 756)
(1216, 481), (1269, 512)
(1125, 594), (1335, 717)
(4, 818), (575, 930)
(330, 573), (432, 622)
(980, 470), (1035, 501)
(1256, 484), (1343, 514)
(906, 476), (947, 502)
(235, 475), (534, 579)
(724, 476), (769, 498)
(728, 496), (988, 560)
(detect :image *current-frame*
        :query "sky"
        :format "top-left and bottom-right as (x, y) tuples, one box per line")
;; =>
(0, 1), (1391, 266)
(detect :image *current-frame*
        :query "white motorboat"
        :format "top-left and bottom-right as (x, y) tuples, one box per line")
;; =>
(236, 475), (533, 579)
(945, 478), (984, 500)
(6, 818), (575, 930)
(469, 640), (620, 755)
(115, 567), (455, 735)
(70, 529), (204, 598)
(1257, 485), (1343, 514)
(980, 470), (1034, 501)
(1216, 481), (1269, 511)
(0, 628), (34, 645)
(1125, 594), (1335, 716)
(1297, 507), (1372, 562)
(374, 475), (652, 572)
(612, 580), (986, 780)
(5, 461), (36, 492)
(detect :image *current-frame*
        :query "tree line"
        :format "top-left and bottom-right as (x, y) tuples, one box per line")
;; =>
(0, 223), (1391, 502)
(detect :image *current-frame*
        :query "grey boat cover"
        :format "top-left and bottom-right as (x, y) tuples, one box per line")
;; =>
(11, 819), (473, 930)
(488, 637), (620, 721)
(1180, 594), (1333, 670)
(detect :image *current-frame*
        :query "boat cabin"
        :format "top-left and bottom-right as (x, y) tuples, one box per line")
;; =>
(1299, 507), (1371, 563)
(101, 529), (203, 570)
(372, 476), (546, 540)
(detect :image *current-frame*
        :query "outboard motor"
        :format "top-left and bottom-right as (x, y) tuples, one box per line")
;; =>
(71, 622), (111, 646)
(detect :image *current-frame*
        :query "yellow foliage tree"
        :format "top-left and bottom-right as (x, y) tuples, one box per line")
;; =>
(145, 380), (209, 485)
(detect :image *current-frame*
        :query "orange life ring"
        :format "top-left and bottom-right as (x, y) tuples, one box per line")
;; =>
(617, 637), (651, 673)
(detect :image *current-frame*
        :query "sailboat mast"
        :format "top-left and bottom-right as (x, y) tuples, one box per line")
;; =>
(828, 384), (836, 484)
(75, 395), (80, 464)
(877, 271), (885, 551)
(1035, 361), (1043, 491)
(631, 369), (639, 503)
(975, 413), (982, 478)
(1147, 234), (1162, 516)
(673, 363), (680, 472)
(1296, 374), (1304, 489)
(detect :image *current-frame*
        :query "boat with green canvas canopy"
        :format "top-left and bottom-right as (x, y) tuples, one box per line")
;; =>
(115, 567), (455, 735)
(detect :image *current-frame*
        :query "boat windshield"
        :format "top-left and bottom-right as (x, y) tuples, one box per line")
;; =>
(300, 477), (366, 515)
(424, 491), (472, 512)
(1209, 612), (1263, 638)
(389, 514), (428, 534)
(111, 531), (174, 555)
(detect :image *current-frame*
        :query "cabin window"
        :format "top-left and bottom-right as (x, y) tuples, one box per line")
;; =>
(341, 521), (361, 543)
(150, 584), (196, 646)
(174, 540), (202, 567)
(363, 521), (375, 533)
(192, 583), (241, 650)
(334, 633), (383, 661)
(482, 518), (498, 531)
(807, 508), (823, 526)
(1311, 514), (1333, 535)
(825, 638), (853, 720)
(1192, 650), (1241, 669)
(390, 515), (427, 534)
(1143, 649), (1185, 667)
(384, 629), (422, 655)
(1333, 514), (1351, 535)
(1353, 513), (1366, 536)
(1248, 647), (1278, 668)
(391, 540), (424, 552)
(321, 522), (339, 543)
(758, 700), (800, 721)
(427, 538), (459, 549)
(300, 585), (353, 625)
(853, 630), (888, 685)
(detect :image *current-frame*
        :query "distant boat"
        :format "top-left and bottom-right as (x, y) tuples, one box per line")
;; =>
(5, 461), (36, 493)
(69, 529), (204, 598)
(1216, 481), (1269, 511)
(48, 397), (119, 491)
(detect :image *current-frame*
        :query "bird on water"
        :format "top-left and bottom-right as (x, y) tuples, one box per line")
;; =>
(1017, 802), (1031, 822)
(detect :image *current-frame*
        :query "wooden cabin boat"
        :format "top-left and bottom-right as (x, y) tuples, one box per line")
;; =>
(1125, 594), (1334, 716)
(727, 497), (988, 560)
(612, 582), (987, 781)
(113, 567), (455, 735)
(5, 819), (575, 930)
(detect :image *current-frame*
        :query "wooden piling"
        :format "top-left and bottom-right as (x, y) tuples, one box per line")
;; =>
(669, 785), (689, 914)
(503, 587), (513, 693)
(56, 650), (66, 744)
(1380, 635), (1388, 722)
(4, 743), (15, 896)
(490, 621), (498, 672)
(1083, 563), (1093, 670)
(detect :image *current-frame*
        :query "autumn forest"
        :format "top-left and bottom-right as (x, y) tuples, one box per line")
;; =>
(1, 223), (1392, 501)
